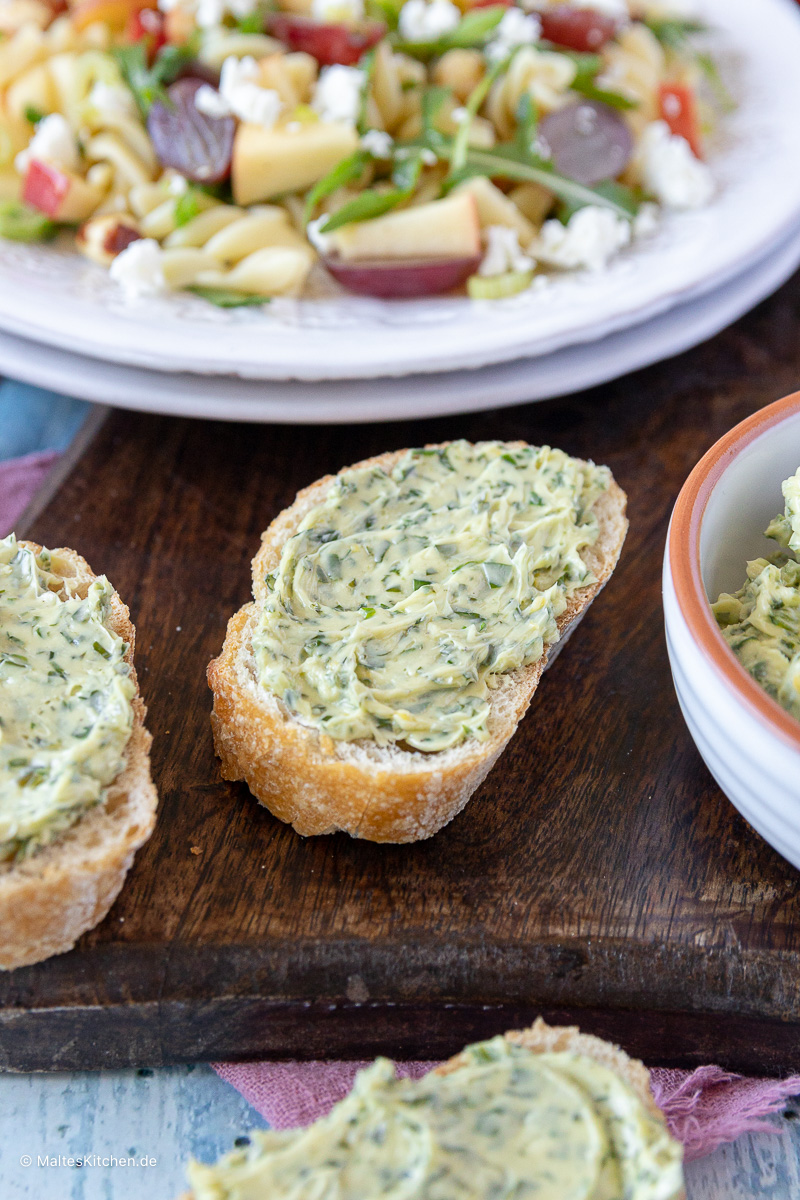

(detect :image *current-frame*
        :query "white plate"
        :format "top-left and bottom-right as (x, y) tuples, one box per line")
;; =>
(0, 0), (799, 380)
(2, 216), (799, 423)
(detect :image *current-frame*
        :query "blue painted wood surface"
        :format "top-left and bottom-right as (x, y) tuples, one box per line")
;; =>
(2, 386), (799, 1199)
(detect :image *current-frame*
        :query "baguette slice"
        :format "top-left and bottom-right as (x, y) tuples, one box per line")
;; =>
(208, 443), (627, 843)
(182, 1018), (684, 1200)
(0, 543), (158, 970)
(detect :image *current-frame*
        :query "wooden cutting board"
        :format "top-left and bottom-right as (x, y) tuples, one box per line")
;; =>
(4, 277), (800, 1074)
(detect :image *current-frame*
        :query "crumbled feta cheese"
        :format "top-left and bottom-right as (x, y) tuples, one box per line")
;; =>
(312, 0), (364, 21)
(398, 0), (460, 43)
(312, 65), (365, 125)
(87, 81), (138, 119)
(534, 205), (631, 271)
(15, 113), (80, 175)
(361, 129), (394, 157)
(571, 0), (628, 18)
(195, 56), (283, 128)
(639, 120), (714, 210)
(109, 238), (167, 299)
(166, 173), (189, 195)
(486, 7), (541, 61)
(159, 0), (259, 31)
(306, 214), (333, 254)
(633, 201), (660, 239)
(479, 226), (535, 277)
(194, 85), (231, 119)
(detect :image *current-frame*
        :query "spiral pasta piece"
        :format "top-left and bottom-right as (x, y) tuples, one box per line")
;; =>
(486, 47), (576, 141)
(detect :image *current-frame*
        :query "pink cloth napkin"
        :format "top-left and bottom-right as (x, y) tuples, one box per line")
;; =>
(0, 449), (59, 536)
(213, 1058), (800, 1164)
(5, 450), (800, 1165)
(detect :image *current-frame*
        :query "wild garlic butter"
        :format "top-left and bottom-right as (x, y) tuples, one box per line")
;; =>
(253, 441), (610, 751)
(187, 1036), (684, 1200)
(0, 535), (134, 861)
(713, 466), (800, 720)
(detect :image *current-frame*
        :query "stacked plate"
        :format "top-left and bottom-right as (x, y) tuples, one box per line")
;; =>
(1, 0), (799, 425)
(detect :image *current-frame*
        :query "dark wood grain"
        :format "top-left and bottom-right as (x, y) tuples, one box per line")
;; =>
(3, 273), (800, 1073)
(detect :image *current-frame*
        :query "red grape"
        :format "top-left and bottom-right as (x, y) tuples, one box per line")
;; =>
(147, 77), (234, 184)
(540, 6), (618, 52)
(539, 99), (633, 186)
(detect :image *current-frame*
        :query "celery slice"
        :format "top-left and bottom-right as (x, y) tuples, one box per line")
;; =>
(467, 270), (534, 300)
(0, 202), (56, 243)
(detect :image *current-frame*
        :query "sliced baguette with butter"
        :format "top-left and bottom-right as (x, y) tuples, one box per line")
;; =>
(0, 536), (158, 970)
(208, 440), (627, 843)
(184, 1018), (684, 1200)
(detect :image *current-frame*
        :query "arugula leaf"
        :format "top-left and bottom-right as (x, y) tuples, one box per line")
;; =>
(645, 17), (706, 51)
(24, 105), (45, 125)
(449, 52), (509, 175)
(460, 147), (635, 219)
(559, 178), (639, 223)
(393, 4), (505, 57)
(113, 38), (200, 119)
(303, 150), (371, 223)
(113, 44), (161, 119)
(696, 51), (735, 113)
(188, 286), (270, 307)
(320, 151), (424, 233)
(357, 46), (377, 134)
(571, 78), (636, 110)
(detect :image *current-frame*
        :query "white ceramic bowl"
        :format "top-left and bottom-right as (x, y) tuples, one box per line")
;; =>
(663, 390), (800, 869)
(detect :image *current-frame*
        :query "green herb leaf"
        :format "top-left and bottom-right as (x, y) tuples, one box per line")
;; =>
(320, 150), (424, 233)
(24, 105), (45, 125)
(571, 78), (637, 110)
(113, 37), (200, 119)
(645, 17), (706, 52)
(394, 4), (505, 56)
(303, 150), (371, 224)
(696, 51), (735, 113)
(187, 286), (271, 308)
(559, 178), (639, 223)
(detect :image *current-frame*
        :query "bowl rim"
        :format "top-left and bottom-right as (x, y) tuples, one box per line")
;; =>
(669, 388), (800, 753)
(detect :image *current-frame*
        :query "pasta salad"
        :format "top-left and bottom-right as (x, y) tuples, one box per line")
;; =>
(0, 0), (727, 305)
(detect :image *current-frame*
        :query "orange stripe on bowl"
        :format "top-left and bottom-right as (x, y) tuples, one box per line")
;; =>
(669, 390), (800, 751)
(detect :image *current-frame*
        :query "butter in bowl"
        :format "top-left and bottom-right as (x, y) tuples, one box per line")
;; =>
(664, 389), (800, 870)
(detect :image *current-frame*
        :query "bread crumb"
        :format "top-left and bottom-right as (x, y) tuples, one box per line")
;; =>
(190, 845), (202, 856)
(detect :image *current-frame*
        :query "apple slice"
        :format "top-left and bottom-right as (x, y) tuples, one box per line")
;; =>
(232, 121), (359, 206)
(328, 193), (481, 262)
(22, 159), (104, 222)
(71, 0), (157, 32)
(323, 253), (481, 298)
(268, 14), (385, 67)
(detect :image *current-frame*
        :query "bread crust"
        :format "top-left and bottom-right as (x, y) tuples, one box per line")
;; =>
(0, 542), (158, 970)
(208, 444), (628, 843)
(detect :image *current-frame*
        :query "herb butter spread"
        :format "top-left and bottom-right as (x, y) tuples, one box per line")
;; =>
(0, 535), (134, 861)
(253, 441), (610, 752)
(713, 466), (800, 720)
(187, 1036), (684, 1200)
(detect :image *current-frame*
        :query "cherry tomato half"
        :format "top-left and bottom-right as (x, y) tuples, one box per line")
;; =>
(659, 82), (702, 158)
